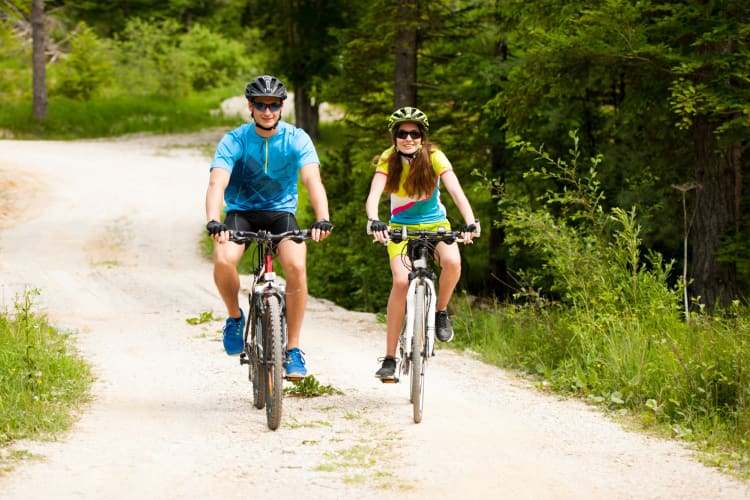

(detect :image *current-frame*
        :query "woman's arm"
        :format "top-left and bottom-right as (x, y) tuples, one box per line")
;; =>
(441, 170), (478, 241)
(365, 173), (387, 221)
(366, 173), (389, 243)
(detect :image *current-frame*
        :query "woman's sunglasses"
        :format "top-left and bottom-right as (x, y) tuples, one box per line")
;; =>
(252, 102), (282, 112)
(396, 129), (423, 140)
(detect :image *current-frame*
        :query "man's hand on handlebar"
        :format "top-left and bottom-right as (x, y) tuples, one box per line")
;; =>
(310, 219), (333, 242)
(206, 219), (230, 243)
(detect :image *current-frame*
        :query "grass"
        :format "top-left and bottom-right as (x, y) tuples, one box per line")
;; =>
(450, 293), (750, 479)
(0, 289), (92, 467)
(185, 311), (217, 325)
(284, 375), (343, 397)
(0, 88), (238, 140)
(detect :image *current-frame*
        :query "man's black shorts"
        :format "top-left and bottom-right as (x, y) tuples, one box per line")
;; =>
(225, 210), (302, 249)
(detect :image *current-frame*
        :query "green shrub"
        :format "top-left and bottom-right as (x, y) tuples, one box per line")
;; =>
(53, 23), (113, 100)
(0, 18), (30, 102)
(113, 18), (191, 97)
(0, 290), (92, 444)
(111, 18), (254, 97)
(451, 132), (750, 474)
(179, 23), (250, 91)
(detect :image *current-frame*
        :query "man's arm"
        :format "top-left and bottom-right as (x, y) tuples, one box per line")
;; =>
(206, 167), (230, 242)
(299, 163), (331, 241)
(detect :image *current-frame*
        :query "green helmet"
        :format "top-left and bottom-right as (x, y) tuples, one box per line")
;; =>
(387, 107), (429, 132)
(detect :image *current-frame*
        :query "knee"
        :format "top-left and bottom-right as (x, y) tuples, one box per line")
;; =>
(392, 276), (409, 294)
(441, 254), (461, 275)
(284, 260), (307, 282)
(214, 249), (238, 270)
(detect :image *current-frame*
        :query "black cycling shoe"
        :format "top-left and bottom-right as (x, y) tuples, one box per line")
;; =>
(375, 356), (398, 382)
(435, 310), (454, 342)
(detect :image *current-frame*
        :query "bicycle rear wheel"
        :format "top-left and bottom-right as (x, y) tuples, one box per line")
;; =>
(247, 305), (265, 409)
(411, 282), (427, 423)
(262, 295), (284, 430)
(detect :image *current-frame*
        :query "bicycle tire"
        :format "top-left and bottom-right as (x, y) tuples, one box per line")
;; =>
(411, 282), (426, 423)
(262, 295), (284, 430)
(399, 326), (409, 378)
(247, 305), (265, 409)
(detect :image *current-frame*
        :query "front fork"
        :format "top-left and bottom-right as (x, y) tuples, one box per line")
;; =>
(402, 275), (437, 360)
(240, 282), (287, 367)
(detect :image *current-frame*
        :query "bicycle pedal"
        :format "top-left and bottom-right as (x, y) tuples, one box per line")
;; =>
(379, 377), (399, 384)
(285, 375), (305, 382)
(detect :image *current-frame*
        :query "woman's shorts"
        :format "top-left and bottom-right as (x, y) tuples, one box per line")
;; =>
(387, 220), (452, 261)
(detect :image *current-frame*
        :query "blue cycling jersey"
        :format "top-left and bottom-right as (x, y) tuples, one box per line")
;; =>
(210, 121), (319, 213)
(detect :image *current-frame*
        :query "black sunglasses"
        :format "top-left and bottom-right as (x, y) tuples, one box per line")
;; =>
(252, 101), (282, 112)
(396, 129), (422, 140)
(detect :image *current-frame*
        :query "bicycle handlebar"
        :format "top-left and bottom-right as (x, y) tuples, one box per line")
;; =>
(385, 227), (477, 244)
(230, 229), (312, 244)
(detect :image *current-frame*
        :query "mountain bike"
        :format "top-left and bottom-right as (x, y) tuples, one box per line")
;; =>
(385, 226), (477, 423)
(231, 229), (311, 431)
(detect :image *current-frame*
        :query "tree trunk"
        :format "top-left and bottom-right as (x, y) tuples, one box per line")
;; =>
(486, 35), (510, 299)
(393, 0), (418, 108)
(689, 115), (739, 311)
(282, 0), (320, 142)
(487, 141), (511, 299)
(31, 0), (47, 121)
(294, 85), (320, 142)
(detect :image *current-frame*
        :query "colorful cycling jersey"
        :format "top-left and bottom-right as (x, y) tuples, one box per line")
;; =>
(375, 146), (452, 224)
(210, 121), (319, 213)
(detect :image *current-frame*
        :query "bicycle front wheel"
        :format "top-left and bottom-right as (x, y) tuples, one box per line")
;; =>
(411, 282), (427, 423)
(247, 305), (265, 410)
(262, 295), (284, 430)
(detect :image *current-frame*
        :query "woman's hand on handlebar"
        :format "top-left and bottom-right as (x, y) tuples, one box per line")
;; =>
(459, 220), (481, 244)
(460, 223), (476, 244)
(367, 219), (389, 244)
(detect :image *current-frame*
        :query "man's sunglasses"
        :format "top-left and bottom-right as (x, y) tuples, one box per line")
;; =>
(396, 129), (422, 140)
(252, 101), (282, 112)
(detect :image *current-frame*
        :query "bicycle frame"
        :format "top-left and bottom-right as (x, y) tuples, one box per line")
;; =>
(387, 226), (469, 423)
(401, 243), (438, 363)
(231, 229), (310, 430)
(249, 242), (288, 364)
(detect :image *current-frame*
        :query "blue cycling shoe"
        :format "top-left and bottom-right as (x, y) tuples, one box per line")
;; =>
(284, 347), (307, 380)
(223, 309), (245, 356)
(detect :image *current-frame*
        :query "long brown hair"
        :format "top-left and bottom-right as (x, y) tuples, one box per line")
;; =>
(384, 129), (437, 199)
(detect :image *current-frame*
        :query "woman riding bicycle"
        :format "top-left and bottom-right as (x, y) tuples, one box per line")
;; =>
(365, 107), (478, 380)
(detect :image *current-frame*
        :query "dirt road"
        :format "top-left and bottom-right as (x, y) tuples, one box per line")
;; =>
(0, 134), (748, 499)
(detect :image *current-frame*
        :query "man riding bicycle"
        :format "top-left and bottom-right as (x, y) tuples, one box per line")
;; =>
(205, 75), (332, 379)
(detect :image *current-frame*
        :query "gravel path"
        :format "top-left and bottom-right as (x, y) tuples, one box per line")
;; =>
(0, 134), (748, 499)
